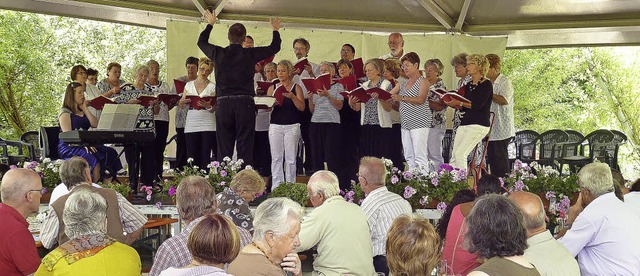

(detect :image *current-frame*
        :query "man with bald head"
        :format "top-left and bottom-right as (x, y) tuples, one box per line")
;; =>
(297, 170), (374, 275)
(508, 191), (579, 276)
(380, 32), (405, 60)
(0, 169), (42, 275)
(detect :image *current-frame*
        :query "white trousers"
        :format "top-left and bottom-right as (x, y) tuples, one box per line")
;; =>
(427, 127), (446, 172)
(450, 124), (490, 171)
(269, 123), (301, 190)
(401, 127), (430, 174)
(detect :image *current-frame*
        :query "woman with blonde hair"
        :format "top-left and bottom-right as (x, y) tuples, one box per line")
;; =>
(444, 54), (493, 171)
(267, 60), (305, 189)
(386, 214), (441, 275)
(217, 168), (266, 233)
(178, 57), (217, 171)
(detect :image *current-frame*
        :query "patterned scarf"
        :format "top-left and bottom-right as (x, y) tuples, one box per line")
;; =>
(41, 233), (116, 271)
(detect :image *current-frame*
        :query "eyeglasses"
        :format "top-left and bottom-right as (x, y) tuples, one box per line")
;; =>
(26, 187), (46, 198)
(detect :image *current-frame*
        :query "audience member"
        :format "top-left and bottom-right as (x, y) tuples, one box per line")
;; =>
(159, 214), (240, 276)
(508, 191), (579, 276)
(298, 171), (375, 275)
(611, 168), (625, 201)
(217, 168), (266, 233)
(0, 169), (42, 276)
(386, 215), (440, 276)
(41, 158), (147, 249)
(172, 56), (199, 170)
(36, 189), (141, 275)
(465, 194), (540, 276)
(228, 198), (303, 276)
(150, 176), (251, 276)
(198, 10), (282, 167)
(358, 157), (411, 275)
(486, 54), (515, 177)
(49, 156), (102, 206)
(624, 178), (640, 217)
(435, 188), (475, 241)
(558, 162), (640, 275)
(441, 174), (503, 275)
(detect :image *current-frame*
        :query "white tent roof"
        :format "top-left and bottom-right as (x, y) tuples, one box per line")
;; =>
(3, 0), (640, 48)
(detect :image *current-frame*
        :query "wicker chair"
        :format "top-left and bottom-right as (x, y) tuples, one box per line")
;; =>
(513, 130), (539, 164)
(519, 130), (568, 169)
(559, 129), (614, 173)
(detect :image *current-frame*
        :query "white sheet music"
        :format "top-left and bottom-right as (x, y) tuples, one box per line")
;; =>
(96, 104), (140, 130)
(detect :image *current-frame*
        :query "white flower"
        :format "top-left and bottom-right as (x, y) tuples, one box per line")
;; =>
(382, 158), (393, 168)
(42, 158), (51, 163)
(223, 156), (231, 162)
(204, 175), (210, 179)
(245, 165), (253, 170)
(187, 157), (194, 163)
(237, 159), (244, 165)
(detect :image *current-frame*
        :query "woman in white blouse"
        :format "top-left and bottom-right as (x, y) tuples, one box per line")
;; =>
(179, 57), (216, 171)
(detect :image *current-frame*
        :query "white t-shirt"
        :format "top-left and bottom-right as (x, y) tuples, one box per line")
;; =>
(183, 81), (217, 133)
(49, 182), (102, 206)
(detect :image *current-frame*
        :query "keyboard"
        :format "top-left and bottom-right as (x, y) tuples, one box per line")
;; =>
(59, 130), (155, 144)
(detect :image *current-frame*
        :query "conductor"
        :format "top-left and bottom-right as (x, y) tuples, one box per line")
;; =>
(198, 10), (282, 166)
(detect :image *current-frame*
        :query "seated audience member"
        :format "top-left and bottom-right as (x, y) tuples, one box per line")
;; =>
(386, 215), (440, 276)
(40, 157), (147, 249)
(624, 178), (640, 217)
(228, 198), (303, 276)
(298, 171), (375, 275)
(36, 189), (141, 275)
(217, 169), (266, 233)
(49, 156), (102, 206)
(0, 169), (42, 275)
(508, 191), (579, 276)
(465, 194), (540, 276)
(359, 157), (412, 275)
(159, 214), (240, 276)
(150, 176), (251, 276)
(58, 82), (122, 182)
(611, 168), (625, 201)
(441, 174), (503, 275)
(435, 189), (476, 241)
(558, 163), (640, 275)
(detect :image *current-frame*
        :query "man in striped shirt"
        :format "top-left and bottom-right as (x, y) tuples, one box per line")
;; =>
(359, 157), (412, 275)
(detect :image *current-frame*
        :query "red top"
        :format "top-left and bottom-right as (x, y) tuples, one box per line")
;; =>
(441, 204), (480, 275)
(0, 203), (40, 276)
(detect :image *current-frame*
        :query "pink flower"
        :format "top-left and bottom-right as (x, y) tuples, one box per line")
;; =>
(437, 202), (447, 211)
(391, 175), (399, 184)
(212, 161), (220, 168)
(545, 191), (556, 200)
(514, 180), (525, 191)
(499, 177), (505, 187)
(146, 194), (152, 201)
(9, 165), (17, 170)
(155, 202), (162, 209)
(439, 163), (454, 172)
(402, 171), (414, 180)
(168, 186), (177, 197)
(403, 186), (417, 199)
(220, 170), (227, 177)
(218, 181), (226, 186)
(431, 177), (439, 187)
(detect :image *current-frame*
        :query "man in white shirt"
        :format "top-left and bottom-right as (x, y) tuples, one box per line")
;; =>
(359, 157), (412, 275)
(485, 54), (515, 177)
(558, 162), (640, 275)
(298, 171), (375, 276)
(508, 191), (579, 276)
(380, 33), (405, 60)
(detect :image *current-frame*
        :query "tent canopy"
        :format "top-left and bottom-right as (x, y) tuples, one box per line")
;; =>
(3, 0), (640, 48)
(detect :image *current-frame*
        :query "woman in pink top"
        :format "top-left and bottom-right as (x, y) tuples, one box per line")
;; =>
(441, 174), (504, 275)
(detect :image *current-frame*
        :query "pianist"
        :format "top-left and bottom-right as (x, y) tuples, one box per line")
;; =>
(58, 82), (122, 182)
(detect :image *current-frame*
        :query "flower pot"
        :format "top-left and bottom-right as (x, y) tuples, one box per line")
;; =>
(41, 192), (51, 204)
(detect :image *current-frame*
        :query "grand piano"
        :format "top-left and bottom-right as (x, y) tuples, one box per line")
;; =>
(59, 130), (155, 186)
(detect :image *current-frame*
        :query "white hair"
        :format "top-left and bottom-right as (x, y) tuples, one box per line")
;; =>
(63, 189), (107, 239)
(252, 197), (303, 242)
(578, 162), (614, 197)
(307, 170), (340, 198)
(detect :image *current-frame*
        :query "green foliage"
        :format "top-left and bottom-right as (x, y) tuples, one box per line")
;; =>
(270, 182), (309, 207)
(103, 182), (132, 198)
(0, 10), (166, 140)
